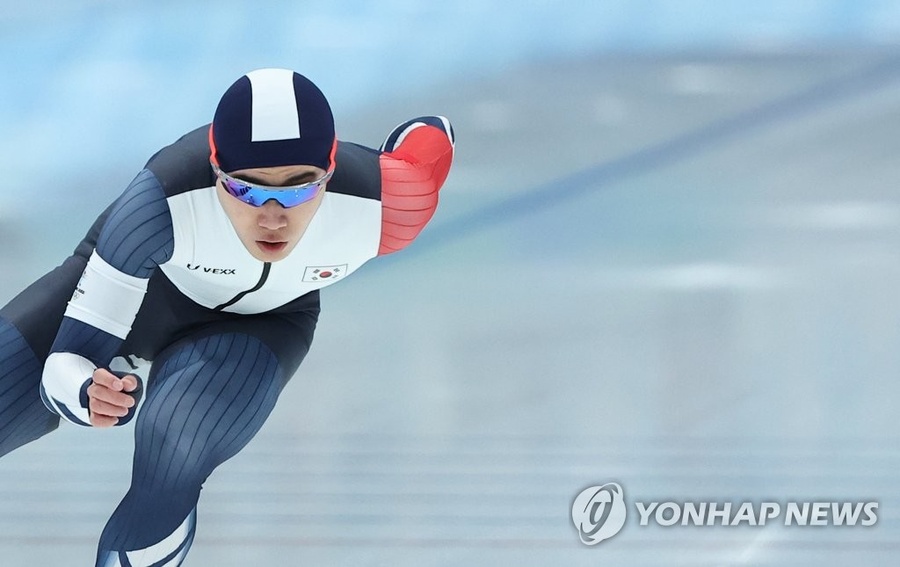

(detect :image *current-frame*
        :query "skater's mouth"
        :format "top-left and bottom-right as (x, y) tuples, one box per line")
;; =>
(256, 241), (287, 253)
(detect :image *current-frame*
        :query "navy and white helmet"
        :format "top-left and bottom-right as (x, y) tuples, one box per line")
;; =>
(210, 68), (336, 173)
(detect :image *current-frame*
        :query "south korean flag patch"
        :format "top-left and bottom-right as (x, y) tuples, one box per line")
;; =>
(303, 264), (348, 283)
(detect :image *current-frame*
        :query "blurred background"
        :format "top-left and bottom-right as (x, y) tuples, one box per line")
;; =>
(1, 1), (899, 565)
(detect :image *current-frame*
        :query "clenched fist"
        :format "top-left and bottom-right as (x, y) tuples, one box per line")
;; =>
(87, 368), (142, 428)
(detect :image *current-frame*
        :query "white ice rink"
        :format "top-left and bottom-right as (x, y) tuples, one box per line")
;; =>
(1, 2), (899, 565)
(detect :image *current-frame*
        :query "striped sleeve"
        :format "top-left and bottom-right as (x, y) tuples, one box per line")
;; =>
(96, 169), (175, 278)
(61, 168), (173, 344)
(378, 116), (454, 255)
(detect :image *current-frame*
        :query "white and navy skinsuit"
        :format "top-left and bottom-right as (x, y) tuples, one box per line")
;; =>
(0, 114), (454, 565)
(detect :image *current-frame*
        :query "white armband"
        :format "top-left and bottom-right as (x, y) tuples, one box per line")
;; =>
(40, 352), (96, 426)
(64, 250), (149, 339)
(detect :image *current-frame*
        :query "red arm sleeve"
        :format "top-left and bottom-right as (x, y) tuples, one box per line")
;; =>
(378, 121), (454, 255)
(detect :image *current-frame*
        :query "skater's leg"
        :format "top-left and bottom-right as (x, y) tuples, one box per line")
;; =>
(95, 332), (284, 567)
(0, 318), (59, 456)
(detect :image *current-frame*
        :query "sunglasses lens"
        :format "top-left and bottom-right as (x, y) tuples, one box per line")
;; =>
(215, 167), (329, 208)
(224, 178), (251, 197)
(229, 181), (321, 208)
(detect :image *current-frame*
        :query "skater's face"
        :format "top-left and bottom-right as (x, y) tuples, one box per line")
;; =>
(216, 164), (328, 262)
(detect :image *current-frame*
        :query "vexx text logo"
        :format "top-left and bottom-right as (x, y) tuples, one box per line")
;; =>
(571, 481), (878, 545)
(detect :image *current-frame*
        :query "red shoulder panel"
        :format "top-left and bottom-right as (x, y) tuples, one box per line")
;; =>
(378, 126), (453, 255)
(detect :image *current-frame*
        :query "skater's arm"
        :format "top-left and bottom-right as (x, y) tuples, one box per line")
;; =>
(376, 116), (454, 255)
(41, 170), (173, 427)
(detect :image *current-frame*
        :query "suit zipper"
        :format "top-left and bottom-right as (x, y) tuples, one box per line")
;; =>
(213, 262), (272, 311)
